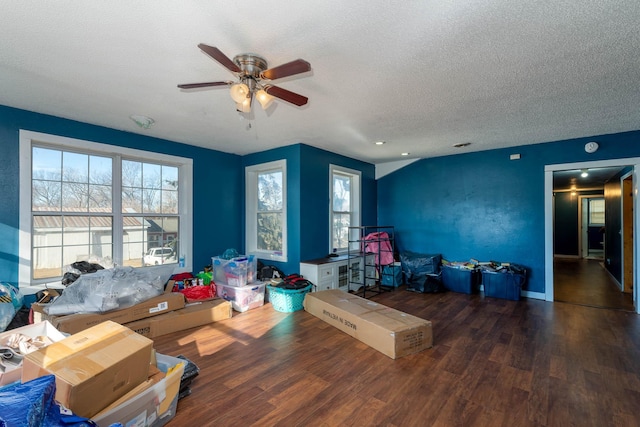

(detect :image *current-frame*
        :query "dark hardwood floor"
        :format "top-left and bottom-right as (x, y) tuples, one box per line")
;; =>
(153, 285), (640, 426)
(554, 257), (635, 311)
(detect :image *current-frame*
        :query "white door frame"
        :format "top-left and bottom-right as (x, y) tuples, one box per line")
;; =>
(545, 157), (640, 314)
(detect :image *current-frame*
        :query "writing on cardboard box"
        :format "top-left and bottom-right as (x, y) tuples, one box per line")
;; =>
(402, 330), (425, 349)
(322, 309), (357, 331)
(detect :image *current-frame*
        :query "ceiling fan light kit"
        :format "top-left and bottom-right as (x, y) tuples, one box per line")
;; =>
(229, 82), (250, 103)
(178, 44), (311, 113)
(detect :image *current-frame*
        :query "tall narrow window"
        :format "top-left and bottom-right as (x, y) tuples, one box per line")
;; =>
(330, 165), (361, 253)
(121, 160), (180, 267)
(20, 130), (192, 286)
(31, 148), (114, 279)
(246, 160), (287, 261)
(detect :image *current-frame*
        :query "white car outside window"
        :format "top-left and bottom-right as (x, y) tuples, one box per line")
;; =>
(143, 247), (176, 266)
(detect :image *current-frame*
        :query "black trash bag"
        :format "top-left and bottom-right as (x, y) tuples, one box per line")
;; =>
(71, 261), (104, 274)
(406, 272), (447, 293)
(61, 272), (80, 286)
(401, 251), (443, 292)
(423, 273), (447, 293)
(176, 355), (200, 400)
(258, 264), (285, 281)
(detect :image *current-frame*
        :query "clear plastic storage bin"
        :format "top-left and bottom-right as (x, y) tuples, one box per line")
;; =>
(211, 255), (258, 287)
(216, 281), (266, 312)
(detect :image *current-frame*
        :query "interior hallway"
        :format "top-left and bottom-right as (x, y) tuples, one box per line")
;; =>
(554, 257), (635, 311)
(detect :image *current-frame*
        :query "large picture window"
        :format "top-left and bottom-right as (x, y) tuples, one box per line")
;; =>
(330, 165), (361, 253)
(20, 130), (192, 286)
(246, 160), (287, 262)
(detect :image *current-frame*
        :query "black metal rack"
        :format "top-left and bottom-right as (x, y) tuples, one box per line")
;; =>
(347, 225), (395, 298)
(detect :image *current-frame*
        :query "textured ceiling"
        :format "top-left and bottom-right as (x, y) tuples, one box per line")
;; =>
(2, 1), (640, 164)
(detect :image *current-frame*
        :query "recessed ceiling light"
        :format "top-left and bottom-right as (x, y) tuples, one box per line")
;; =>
(401, 152), (410, 156)
(453, 142), (471, 148)
(374, 141), (386, 145)
(130, 115), (155, 130)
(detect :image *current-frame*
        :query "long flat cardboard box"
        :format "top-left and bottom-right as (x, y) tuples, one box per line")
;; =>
(21, 320), (154, 419)
(303, 290), (433, 359)
(125, 299), (233, 338)
(31, 290), (186, 335)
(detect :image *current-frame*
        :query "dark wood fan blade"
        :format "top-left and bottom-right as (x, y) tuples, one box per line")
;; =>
(264, 85), (308, 106)
(177, 81), (231, 89)
(197, 44), (241, 73)
(261, 59), (311, 80)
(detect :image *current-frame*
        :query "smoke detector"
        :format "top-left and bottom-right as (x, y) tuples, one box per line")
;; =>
(584, 142), (599, 153)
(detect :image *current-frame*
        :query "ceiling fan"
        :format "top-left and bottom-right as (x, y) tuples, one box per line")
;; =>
(178, 43), (311, 113)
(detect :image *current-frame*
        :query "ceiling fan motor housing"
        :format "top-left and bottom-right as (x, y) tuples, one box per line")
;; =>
(234, 54), (268, 80)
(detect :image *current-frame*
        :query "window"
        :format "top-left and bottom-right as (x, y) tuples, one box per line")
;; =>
(330, 165), (361, 253)
(589, 198), (605, 225)
(246, 160), (287, 262)
(19, 130), (193, 286)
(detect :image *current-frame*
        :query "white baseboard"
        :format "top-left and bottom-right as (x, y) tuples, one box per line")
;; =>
(522, 290), (545, 300)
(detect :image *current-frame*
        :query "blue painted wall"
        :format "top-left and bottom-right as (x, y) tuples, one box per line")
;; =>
(0, 105), (243, 282)
(242, 143), (376, 275)
(299, 144), (377, 261)
(378, 131), (640, 294)
(3, 103), (640, 297)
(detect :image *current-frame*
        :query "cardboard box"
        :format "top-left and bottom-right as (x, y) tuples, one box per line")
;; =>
(125, 299), (233, 338)
(31, 289), (185, 335)
(92, 353), (185, 427)
(21, 320), (154, 418)
(0, 321), (67, 386)
(303, 290), (433, 359)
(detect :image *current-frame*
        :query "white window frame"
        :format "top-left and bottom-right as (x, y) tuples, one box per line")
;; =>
(245, 160), (287, 262)
(19, 130), (193, 290)
(588, 198), (605, 226)
(329, 164), (361, 254)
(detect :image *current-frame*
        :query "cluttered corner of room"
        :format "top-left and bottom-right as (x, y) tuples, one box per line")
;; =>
(170, 266), (217, 303)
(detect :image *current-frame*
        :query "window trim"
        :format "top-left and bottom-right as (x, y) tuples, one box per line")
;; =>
(19, 130), (193, 289)
(329, 164), (361, 254)
(245, 159), (287, 262)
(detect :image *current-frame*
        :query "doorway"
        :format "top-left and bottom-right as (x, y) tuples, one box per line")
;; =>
(579, 196), (604, 260)
(544, 158), (640, 314)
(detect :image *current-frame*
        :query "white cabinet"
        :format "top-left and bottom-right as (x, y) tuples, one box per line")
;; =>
(300, 255), (364, 292)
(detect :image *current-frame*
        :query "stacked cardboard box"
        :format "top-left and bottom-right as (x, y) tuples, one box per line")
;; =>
(10, 281), (233, 424)
(30, 280), (233, 338)
(10, 320), (188, 425)
(22, 320), (154, 418)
